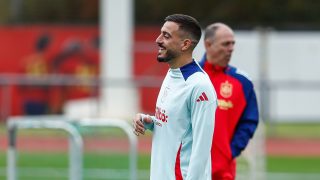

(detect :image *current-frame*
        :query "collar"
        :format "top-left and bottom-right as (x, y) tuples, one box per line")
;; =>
(204, 60), (227, 72)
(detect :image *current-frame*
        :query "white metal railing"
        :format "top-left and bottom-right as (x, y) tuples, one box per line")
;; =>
(78, 118), (138, 180)
(6, 116), (138, 180)
(7, 116), (83, 180)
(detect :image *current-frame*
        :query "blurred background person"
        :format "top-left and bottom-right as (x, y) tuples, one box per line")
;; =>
(19, 33), (51, 115)
(199, 23), (259, 180)
(50, 39), (99, 114)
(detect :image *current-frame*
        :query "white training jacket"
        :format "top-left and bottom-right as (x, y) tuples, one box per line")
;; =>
(143, 60), (217, 180)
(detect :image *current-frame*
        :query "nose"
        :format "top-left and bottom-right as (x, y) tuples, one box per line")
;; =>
(228, 44), (234, 52)
(155, 34), (162, 44)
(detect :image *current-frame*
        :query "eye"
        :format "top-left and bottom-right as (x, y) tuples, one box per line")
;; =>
(222, 41), (235, 47)
(163, 32), (170, 39)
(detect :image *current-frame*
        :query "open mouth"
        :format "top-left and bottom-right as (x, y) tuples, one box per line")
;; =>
(158, 45), (167, 54)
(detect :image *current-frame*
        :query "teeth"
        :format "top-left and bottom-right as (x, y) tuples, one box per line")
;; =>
(158, 48), (166, 53)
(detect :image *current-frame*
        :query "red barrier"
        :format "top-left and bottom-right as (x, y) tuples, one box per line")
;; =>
(0, 25), (166, 118)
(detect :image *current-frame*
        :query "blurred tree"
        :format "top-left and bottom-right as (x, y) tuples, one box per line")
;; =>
(135, 0), (320, 29)
(1, 0), (320, 30)
(0, 0), (10, 23)
(7, 0), (98, 24)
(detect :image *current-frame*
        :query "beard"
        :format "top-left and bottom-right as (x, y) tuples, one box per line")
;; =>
(157, 49), (177, 62)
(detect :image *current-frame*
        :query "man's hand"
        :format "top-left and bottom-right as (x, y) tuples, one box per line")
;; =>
(132, 113), (152, 136)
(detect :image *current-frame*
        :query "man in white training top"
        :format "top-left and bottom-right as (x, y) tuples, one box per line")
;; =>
(133, 14), (217, 180)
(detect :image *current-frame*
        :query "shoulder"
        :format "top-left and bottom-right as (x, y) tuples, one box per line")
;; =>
(180, 60), (205, 81)
(185, 68), (211, 88)
(180, 60), (214, 92)
(227, 65), (254, 88)
(188, 72), (216, 97)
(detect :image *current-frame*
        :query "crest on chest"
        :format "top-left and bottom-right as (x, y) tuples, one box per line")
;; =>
(220, 81), (233, 98)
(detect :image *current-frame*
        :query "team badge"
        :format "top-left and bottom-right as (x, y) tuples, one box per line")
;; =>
(220, 81), (233, 98)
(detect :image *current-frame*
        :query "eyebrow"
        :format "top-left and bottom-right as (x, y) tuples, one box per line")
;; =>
(162, 31), (172, 38)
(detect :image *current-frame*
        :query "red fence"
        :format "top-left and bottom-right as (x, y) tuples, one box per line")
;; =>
(0, 25), (167, 118)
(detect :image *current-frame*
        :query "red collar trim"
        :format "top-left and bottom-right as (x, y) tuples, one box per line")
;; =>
(204, 61), (227, 72)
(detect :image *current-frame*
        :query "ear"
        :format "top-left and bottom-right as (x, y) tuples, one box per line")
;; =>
(181, 39), (192, 51)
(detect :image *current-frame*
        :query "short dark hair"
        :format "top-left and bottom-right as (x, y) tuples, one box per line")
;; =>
(165, 14), (202, 48)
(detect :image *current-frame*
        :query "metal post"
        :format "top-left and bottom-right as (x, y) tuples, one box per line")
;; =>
(7, 116), (138, 180)
(100, 0), (138, 118)
(79, 118), (138, 180)
(7, 125), (17, 180)
(10, 0), (23, 22)
(257, 27), (272, 122)
(7, 116), (83, 180)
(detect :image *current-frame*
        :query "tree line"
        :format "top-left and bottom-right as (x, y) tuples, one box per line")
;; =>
(1, 0), (319, 30)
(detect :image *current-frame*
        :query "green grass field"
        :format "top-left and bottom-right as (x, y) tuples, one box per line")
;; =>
(1, 153), (320, 173)
(267, 156), (320, 173)
(265, 122), (320, 139)
(1, 152), (320, 180)
(1, 122), (320, 179)
(0, 152), (152, 170)
(0, 152), (150, 180)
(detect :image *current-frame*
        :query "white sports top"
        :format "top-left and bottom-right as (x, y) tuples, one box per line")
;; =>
(144, 60), (217, 180)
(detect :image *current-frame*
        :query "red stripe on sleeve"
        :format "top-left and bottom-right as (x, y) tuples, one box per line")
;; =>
(175, 143), (183, 180)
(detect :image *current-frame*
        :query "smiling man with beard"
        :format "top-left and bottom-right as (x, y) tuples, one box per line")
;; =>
(133, 14), (218, 180)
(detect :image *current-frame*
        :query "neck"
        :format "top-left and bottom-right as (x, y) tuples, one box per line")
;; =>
(168, 53), (193, 69)
(206, 55), (228, 67)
